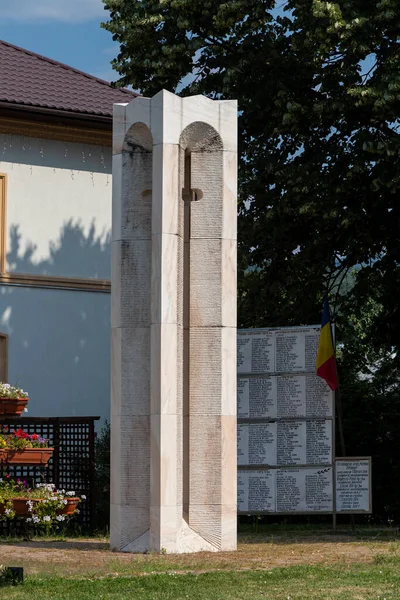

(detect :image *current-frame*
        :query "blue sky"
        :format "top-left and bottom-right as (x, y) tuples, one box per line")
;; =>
(0, 0), (119, 83)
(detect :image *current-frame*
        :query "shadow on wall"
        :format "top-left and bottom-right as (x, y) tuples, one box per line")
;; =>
(7, 220), (111, 279)
(0, 221), (111, 421)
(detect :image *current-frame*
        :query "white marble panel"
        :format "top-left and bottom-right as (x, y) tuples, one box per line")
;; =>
(150, 323), (178, 415)
(111, 239), (151, 328)
(150, 91), (236, 147)
(151, 233), (178, 324)
(150, 414), (178, 506)
(110, 504), (150, 551)
(124, 96), (152, 130)
(221, 327), (237, 416)
(218, 100), (238, 153)
(190, 239), (236, 327)
(150, 90), (182, 146)
(189, 327), (222, 414)
(181, 95), (221, 140)
(221, 415), (237, 506)
(221, 239), (237, 327)
(220, 504), (237, 551)
(111, 326), (150, 416)
(152, 143), (180, 235)
(222, 150), (238, 240)
(113, 103), (128, 155)
(150, 505), (180, 551)
(118, 150), (152, 242)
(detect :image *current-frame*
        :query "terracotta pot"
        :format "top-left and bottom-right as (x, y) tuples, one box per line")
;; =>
(0, 497), (80, 516)
(0, 448), (54, 465)
(0, 397), (29, 416)
(60, 498), (80, 515)
(0, 498), (39, 515)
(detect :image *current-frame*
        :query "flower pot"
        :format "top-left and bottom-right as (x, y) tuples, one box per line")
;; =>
(0, 498), (39, 515)
(60, 498), (80, 515)
(0, 397), (29, 416)
(0, 448), (54, 465)
(0, 497), (79, 516)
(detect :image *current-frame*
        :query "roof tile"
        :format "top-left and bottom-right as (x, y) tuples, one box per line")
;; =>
(0, 40), (136, 117)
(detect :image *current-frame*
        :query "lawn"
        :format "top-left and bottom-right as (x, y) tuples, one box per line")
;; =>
(1, 527), (399, 599)
(3, 560), (400, 600)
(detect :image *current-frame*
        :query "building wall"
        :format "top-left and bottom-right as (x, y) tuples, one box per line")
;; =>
(1, 134), (112, 279)
(0, 285), (110, 420)
(0, 132), (112, 422)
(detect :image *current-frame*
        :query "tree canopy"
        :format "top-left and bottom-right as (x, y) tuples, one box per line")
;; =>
(102, 0), (400, 520)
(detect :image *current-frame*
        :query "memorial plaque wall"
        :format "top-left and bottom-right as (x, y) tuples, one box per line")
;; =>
(237, 326), (335, 514)
(335, 458), (371, 513)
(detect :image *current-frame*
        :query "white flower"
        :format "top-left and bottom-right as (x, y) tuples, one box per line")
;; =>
(43, 516), (51, 522)
(81, 495), (86, 500)
(5, 509), (11, 515)
(4, 384), (10, 389)
(26, 518), (32, 523)
(32, 516), (40, 523)
(63, 499), (68, 505)
(56, 515), (65, 522)
(66, 491), (75, 496)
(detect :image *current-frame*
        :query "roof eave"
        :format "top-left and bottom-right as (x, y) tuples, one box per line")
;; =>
(0, 101), (113, 126)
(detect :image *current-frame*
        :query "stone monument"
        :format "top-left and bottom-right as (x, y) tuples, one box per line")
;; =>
(111, 91), (237, 553)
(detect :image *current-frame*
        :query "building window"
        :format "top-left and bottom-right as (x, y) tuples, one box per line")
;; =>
(0, 174), (6, 275)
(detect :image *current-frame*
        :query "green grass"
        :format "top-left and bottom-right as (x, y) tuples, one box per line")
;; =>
(3, 559), (400, 600)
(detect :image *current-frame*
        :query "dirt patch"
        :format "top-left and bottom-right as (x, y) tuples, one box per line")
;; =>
(0, 535), (397, 577)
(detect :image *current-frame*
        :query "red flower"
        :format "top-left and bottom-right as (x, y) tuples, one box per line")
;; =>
(30, 434), (39, 441)
(14, 429), (29, 439)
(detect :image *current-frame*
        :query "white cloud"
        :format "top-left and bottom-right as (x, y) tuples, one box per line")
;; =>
(1, 0), (106, 23)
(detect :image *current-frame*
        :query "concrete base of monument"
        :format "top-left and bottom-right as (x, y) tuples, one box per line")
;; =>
(120, 529), (150, 553)
(117, 520), (222, 554)
(174, 520), (218, 554)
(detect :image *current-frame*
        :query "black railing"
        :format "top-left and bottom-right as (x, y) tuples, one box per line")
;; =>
(0, 416), (100, 533)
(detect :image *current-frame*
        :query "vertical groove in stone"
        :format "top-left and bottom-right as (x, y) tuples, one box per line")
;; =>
(111, 121), (153, 551)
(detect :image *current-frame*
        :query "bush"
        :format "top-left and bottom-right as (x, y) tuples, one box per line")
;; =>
(94, 421), (110, 531)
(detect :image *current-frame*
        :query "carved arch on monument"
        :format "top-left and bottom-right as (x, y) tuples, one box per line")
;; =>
(179, 122), (226, 548)
(122, 122), (153, 240)
(113, 121), (153, 551)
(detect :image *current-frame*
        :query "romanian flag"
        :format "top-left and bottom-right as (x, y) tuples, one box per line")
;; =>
(316, 296), (338, 391)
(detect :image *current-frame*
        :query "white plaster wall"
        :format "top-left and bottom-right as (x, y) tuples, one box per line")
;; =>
(0, 285), (110, 421)
(0, 134), (112, 279)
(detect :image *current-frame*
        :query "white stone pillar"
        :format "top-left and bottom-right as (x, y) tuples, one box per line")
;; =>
(111, 91), (237, 553)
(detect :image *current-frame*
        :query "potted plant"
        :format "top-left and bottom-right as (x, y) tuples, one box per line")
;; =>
(0, 383), (28, 416)
(0, 427), (54, 466)
(0, 477), (84, 527)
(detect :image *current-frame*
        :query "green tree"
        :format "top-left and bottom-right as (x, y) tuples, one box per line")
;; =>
(102, 0), (400, 519)
(102, 0), (400, 328)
